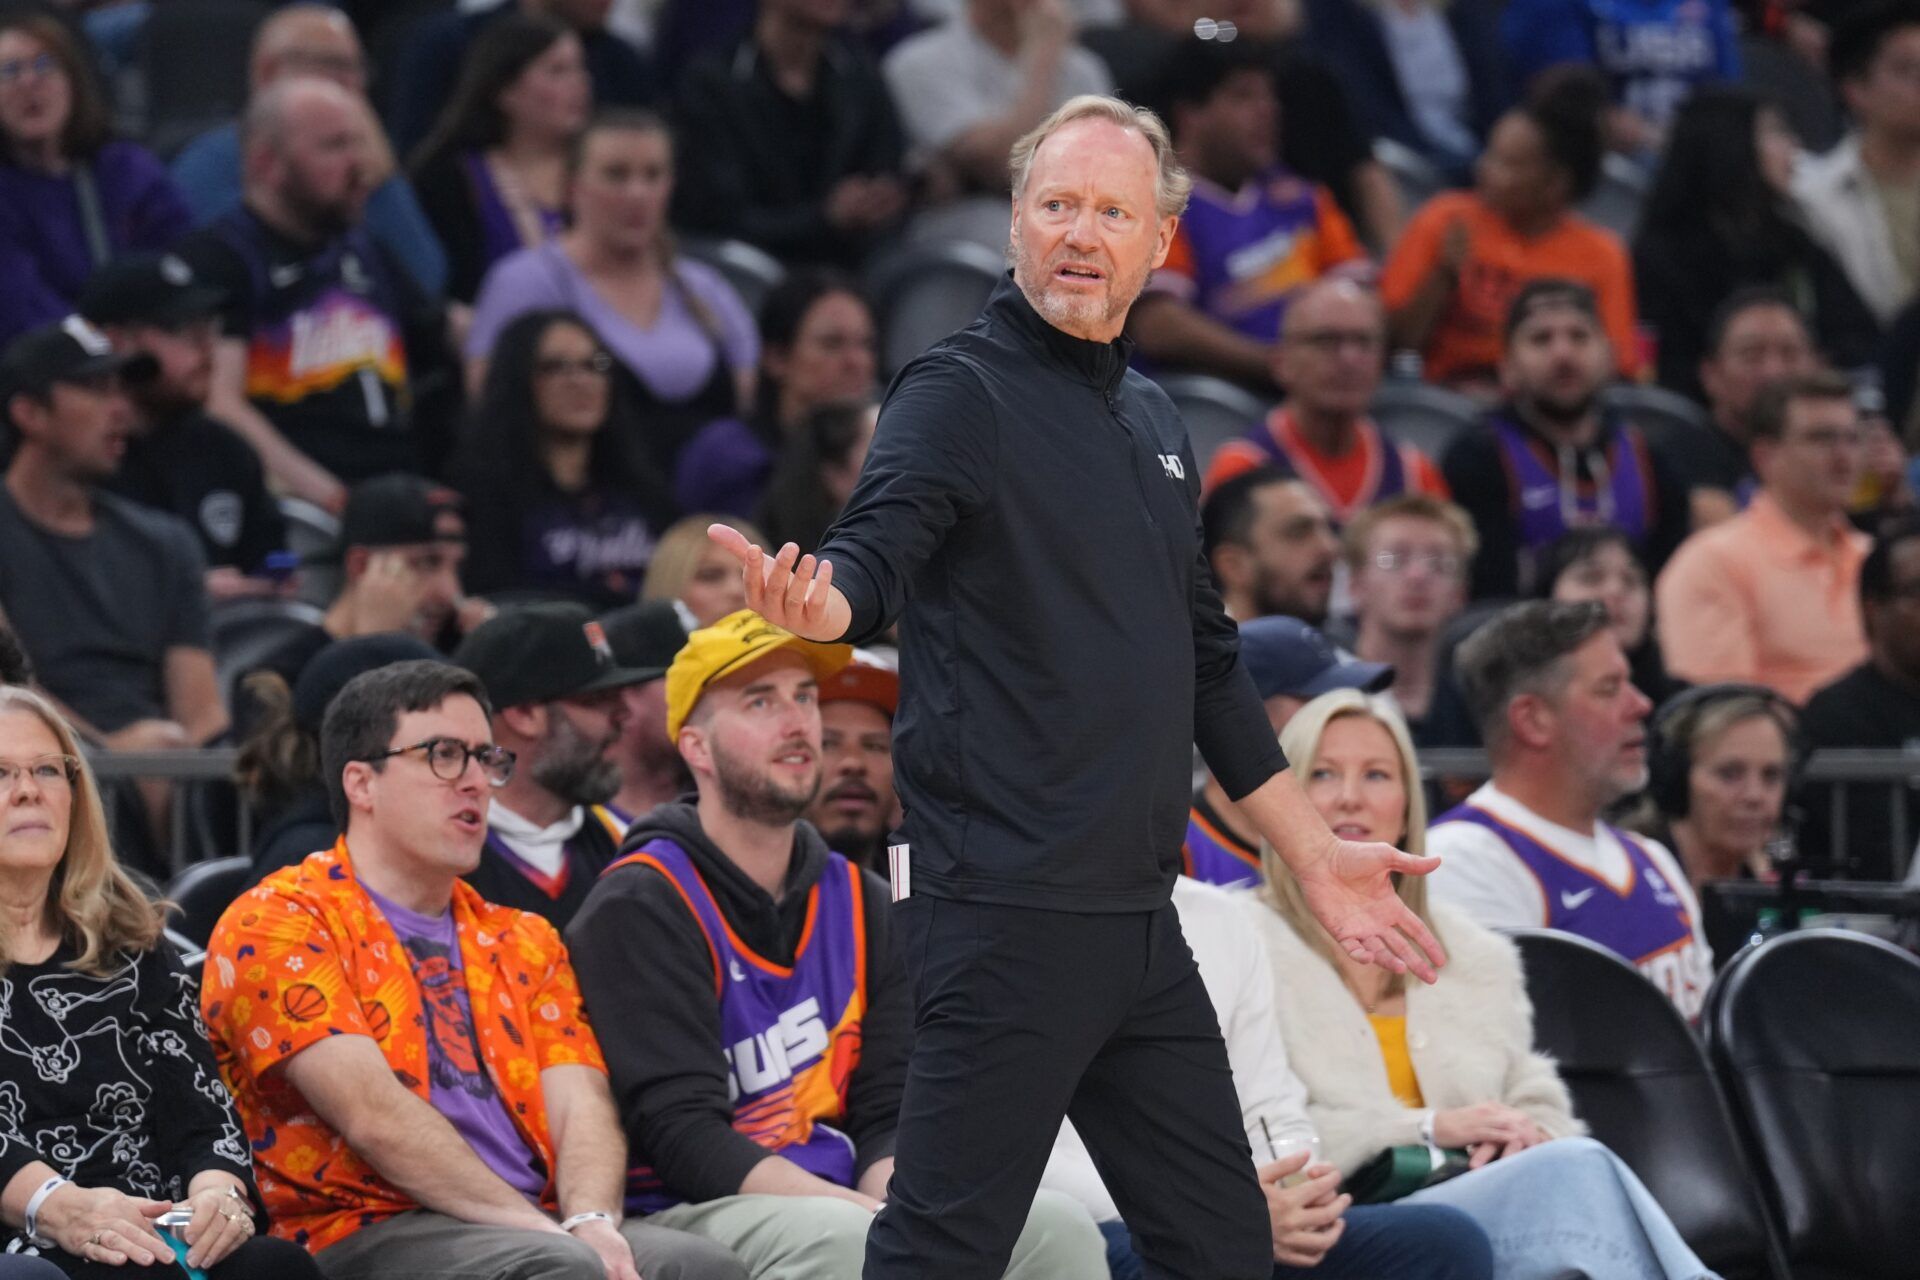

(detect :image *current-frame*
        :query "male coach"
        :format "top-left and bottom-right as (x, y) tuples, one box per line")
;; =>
(711, 95), (1446, 1280)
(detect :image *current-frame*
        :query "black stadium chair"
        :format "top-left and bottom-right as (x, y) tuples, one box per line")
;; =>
(138, 0), (268, 157)
(211, 598), (325, 705)
(679, 236), (788, 319)
(1509, 928), (1789, 1280)
(1371, 377), (1480, 461)
(1602, 383), (1710, 456)
(1709, 929), (1920, 1280)
(1157, 374), (1273, 475)
(165, 855), (253, 950)
(867, 240), (1005, 376)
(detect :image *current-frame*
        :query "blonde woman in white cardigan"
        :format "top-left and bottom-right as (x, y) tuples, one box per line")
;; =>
(1244, 688), (1719, 1280)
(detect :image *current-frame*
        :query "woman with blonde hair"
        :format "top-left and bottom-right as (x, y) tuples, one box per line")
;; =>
(641, 513), (765, 628)
(0, 688), (322, 1280)
(1247, 688), (1719, 1279)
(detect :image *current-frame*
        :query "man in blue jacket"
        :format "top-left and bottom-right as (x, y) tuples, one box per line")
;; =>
(713, 94), (1447, 1280)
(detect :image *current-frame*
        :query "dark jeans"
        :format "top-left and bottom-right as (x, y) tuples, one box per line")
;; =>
(35, 1235), (319, 1280)
(1101, 1203), (1493, 1280)
(866, 898), (1271, 1280)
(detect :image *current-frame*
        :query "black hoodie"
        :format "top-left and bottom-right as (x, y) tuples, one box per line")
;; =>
(565, 803), (908, 1203)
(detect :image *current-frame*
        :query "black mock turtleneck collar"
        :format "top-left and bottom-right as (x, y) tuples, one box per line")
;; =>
(985, 271), (1134, 394)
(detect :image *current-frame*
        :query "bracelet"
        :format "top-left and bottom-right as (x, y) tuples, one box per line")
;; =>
(560, 1211), (615, 1233)
(1416, 1110), (1438, 1149)
(24, 1175), (68, 1248)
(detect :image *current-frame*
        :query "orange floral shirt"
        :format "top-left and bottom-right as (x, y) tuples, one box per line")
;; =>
(199, 838), (606, 1251)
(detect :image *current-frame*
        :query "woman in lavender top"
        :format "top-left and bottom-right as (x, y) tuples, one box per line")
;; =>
(466, 111), (758, 472)
(0, 11), (191, 343)
(452, 309), (678, 609)
(410, 12), (589, 304)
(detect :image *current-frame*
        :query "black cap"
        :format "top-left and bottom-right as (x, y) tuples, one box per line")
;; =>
(454, 602), (656, 709)
(322, 473), (465, 562)
(293, 632), (441, 733)
(597, 601), (688, 682)
(77, 253), (227, 328)
(1239, 617), (1394, 701)
(0, 316), (158, 402)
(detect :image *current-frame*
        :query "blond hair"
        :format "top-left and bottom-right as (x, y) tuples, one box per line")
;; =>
(642, 513), (768, 606)
(0, 688), (164, 976)
(1258, 689), (1435, 999)
(1342, 493), (1481, 572)
(1009, 94), (1192, 221)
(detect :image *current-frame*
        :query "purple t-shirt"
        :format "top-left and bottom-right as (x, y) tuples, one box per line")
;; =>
(466, 243), (758, 404)
(364, 886), (546, 1199)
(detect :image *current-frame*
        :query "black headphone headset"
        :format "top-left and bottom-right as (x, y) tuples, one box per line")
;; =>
(1646, 683), (1807, 819)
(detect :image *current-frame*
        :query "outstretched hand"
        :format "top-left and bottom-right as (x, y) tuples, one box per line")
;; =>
(1297, 837), (1447, 982)
(708, 524), (851, 642)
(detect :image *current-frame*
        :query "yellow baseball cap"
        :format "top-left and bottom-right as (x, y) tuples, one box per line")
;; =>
(665, 609), (854, 740)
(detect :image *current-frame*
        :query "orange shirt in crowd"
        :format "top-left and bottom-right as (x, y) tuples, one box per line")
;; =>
(1654, 492), (1870, 703)
(1203, 408), (1449, 522)
(1379, 191), (1642, 386)
(201, 838), (606, 1251)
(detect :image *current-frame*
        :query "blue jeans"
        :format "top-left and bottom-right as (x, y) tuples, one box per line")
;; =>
(1100, 1202), (1492, 1280)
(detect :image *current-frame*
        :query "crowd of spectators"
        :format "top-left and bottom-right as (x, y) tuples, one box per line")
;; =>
(4, 0), (1920, 1275)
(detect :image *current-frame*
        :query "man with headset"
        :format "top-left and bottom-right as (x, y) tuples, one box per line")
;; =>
(1428, 600), (1713, 1018)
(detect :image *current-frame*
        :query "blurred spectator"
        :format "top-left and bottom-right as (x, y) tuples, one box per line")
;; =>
(202, 661), (744, 1280)
(641, 513), (764, 627)
(385, 0), (658, 161)
(79, 253), (288, 602)
(0, 11), (190, 345)
(1302, 0), (1513, 184)
(597, 599), (691, 823)
(1635, 86), (1878, 400)
(467, 111), (758, 473)
(1200, 466), (1340, 624)
(675, 270), (877, 517)
(1253, 687), (1717, 1276)
(0, 318), (224, 753)
(0, 687), (324, 1280)
(170, 5), (450, 300)
(1656, 372), (1869, 702)
(1381, 77), (1639, 389)
(1629, 683), (1797, 891)
(452, 310), (678, 609)
(1345, 495), (1478, 748)
(756, 400), (876, 553)
(410, 13), (591, 304)
(173, 79), (450, 510)
(1183, 616), (1393, 888)
(884, 0), (1111, 246)
(803, 651), (900, 870)
(1880, 292), (1920, 439)
(238, 632), (438, 882)
(1086, 2), (1404, 248)
(251, 475), (470, 691)
(1799, 517), (1920, 878)
(1442, 280), (1688, 598)
(1674, 288), (1819, 528)
(452, 603), (649, 925)
(1537, 526), (1685, 705)
(1500, 0), (1740, 149)
(1203, 280), (1447, 519)
(1794, 0), (1920, 324)
(0, 618), (30, 685)
(567, 617), (1104, 1269)
(672, 0), (909, 268)
(1130, 39), (1367, 386)
(1430, 600), (1713, 1017)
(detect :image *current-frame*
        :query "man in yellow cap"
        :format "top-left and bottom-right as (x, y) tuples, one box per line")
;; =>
(565, 611), (1107, 1278)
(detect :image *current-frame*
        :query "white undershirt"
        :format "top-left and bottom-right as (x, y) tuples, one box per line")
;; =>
(488, 802), (586, 877)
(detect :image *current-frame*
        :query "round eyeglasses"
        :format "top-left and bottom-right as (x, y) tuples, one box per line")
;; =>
(360, 737), (516, 787)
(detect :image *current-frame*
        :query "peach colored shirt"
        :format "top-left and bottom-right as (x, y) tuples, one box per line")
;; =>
(1654, 492), (1869, 703)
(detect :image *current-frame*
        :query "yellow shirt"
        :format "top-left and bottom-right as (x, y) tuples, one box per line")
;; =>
(1369, 1013), (1427, 1108)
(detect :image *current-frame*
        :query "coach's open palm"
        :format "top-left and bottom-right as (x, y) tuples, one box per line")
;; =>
(709, 524), (852, 642)
(1297, 838), (1447, 983)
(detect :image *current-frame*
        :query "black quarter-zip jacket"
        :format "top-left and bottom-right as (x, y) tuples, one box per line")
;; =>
(817, 275), (1287, 912)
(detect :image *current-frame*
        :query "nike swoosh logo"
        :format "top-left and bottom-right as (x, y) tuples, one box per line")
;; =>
(1560, 888), (1596, 911)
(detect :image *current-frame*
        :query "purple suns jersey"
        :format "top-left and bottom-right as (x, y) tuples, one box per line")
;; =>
(1438, 804), (1710, 1018)
(610, 839), (868, 1211)
(1181, 805), (1262, 890)
(1492, 416), (1655, 587)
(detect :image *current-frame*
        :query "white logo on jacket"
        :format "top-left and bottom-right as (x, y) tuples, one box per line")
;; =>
(1159, 454), (1186, 480)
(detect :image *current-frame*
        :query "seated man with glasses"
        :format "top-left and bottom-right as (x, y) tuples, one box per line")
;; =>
(1345, 495), (1482, 748)
(1203, 281), (1447, 523)
(201, 659), (747, 1280)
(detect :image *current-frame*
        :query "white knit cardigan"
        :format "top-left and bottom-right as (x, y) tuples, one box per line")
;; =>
(1240, 897), (1587, 1175)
